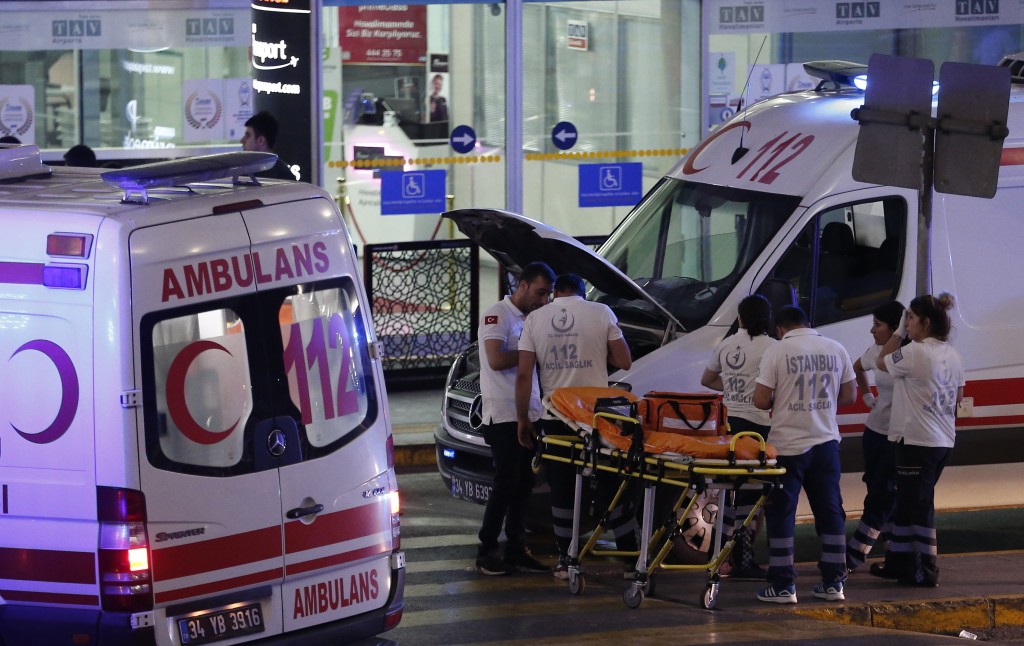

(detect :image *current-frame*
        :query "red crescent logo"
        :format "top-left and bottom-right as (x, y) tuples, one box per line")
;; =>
(681, 121), (751, 175)
(166, 340), (241, 445)
(10, 340), (79, 444)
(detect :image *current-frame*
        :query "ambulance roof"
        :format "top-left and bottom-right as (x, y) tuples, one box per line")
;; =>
(667, 82), (1024, 198)
(0, 149), (320, 226)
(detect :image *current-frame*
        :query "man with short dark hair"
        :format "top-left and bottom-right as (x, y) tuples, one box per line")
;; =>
(241, 111), (294, 180)
(475, 262), (555, 575)
(516, 273), (634, 579)
(753, 305), (856, 604)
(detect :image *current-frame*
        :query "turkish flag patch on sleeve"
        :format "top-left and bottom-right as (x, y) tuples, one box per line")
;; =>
(484, 315), (499, 325)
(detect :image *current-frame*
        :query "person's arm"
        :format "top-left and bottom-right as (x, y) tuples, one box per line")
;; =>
(753, 383), (774, 410)
(606, 335), (630, 370)
(482, 338), (519, 371)
(608, 337), (632, 370)
(837, 378), (857, 407)
(701, 368), (724, 391)
(854, 358), (875, 408)
(516, 350), (539, 448)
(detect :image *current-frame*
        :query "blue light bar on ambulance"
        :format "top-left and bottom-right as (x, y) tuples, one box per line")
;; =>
(100, 152), (279, 204)
(803, 60), (870, 90)
(805, 60), (940, 95)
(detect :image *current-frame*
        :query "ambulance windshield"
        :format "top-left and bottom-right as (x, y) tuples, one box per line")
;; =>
(592, 178), (799, 330)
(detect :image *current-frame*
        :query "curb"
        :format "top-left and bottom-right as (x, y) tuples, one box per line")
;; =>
(394, 443), (437, 468)
(792, 594), (1024, 636)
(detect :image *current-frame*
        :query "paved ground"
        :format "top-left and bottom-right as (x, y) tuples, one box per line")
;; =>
(386, 387), (1024, 642)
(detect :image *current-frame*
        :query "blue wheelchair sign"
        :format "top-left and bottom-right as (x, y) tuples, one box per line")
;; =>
(578, 162), (642, 208)
(380, 169), (447, 215)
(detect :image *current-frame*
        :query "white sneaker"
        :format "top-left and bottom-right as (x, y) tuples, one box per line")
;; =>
(812, 581), (845, 601)
(757, 583), (798, 604)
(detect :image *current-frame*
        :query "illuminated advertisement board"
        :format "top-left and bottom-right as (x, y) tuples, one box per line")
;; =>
(251, 0), (321, 185)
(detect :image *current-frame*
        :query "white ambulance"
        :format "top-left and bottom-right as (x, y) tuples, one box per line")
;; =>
(0, 147), (404, 645)
(437, 55), (1024, 517)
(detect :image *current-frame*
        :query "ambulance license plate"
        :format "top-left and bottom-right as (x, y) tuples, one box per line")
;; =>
(178, 603), (264, 645)
(451, 472), (492, 503)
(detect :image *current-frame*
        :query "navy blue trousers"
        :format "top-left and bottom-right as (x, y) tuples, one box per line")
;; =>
(846, 428), (897, 569)
(765, 440), (848, 588)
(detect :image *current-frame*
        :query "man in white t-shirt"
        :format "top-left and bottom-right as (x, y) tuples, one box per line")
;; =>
(474, 262), (555, 576)
(752, 305), (856, 604)
(515, 273), (632, 579)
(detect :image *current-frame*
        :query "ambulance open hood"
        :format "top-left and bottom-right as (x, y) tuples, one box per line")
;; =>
(444, 208), (683, 331)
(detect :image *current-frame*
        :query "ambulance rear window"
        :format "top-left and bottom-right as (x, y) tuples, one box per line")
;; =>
(141, 277), (377, 476)
(279, 283), (374, 450)
(148, 309), (253, 469)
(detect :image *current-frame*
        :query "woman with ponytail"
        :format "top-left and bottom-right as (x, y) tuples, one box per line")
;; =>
(874, 293), (964, 587)
(846, 300), (905, 573)
(701, 294), (776, 580)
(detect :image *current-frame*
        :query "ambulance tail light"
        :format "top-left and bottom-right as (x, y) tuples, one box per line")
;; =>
(390, 490), (401, 550)
(97, 487), (153, 613)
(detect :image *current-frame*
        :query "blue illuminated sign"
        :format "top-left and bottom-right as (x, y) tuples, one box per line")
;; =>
(552, 121), (578, 150)
(380, 169), (447, 215)
(449, 125), (476, 154)
(578, 162), (642, 208)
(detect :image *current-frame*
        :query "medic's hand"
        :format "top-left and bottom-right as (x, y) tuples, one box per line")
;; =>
(518, 420), (536, 449)
(895, 310), (909, 339)
(863, 392), (877, 409)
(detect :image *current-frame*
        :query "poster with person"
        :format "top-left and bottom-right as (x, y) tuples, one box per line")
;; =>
(426, 53), (449, 123)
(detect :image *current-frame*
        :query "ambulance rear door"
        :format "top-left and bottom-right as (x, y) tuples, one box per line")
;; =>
(239, 198), (396, 633)
(131, 211), (290, 644)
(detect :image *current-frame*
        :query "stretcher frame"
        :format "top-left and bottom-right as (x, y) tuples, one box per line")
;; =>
(537, 398), (786, 609)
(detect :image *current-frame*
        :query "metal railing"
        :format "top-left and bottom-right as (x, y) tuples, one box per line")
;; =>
(364, 240), (479, 386)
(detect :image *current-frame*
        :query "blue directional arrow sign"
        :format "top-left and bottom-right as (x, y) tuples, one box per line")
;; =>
(552, 121), (578, 151)
(449, 125), (476, 154)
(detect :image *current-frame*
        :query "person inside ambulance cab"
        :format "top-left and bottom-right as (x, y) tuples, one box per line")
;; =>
(241, 111), (295, 180)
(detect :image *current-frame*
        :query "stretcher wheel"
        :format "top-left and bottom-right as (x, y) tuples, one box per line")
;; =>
(623, 584), (645, 609)
(568, 570), (585, 595)
(701, 581), (720, 610)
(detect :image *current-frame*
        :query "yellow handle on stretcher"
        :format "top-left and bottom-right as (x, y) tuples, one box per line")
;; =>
(729, 430), (768, 466)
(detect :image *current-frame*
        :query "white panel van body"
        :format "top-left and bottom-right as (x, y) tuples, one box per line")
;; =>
(436, 59), (1024, 516)
(0, 149), (404, 646)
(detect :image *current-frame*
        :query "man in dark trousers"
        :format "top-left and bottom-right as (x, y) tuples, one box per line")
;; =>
(516, 273), (635, 579)
(241, 111), (294, 180)
(753, 305), (856, 604)
(475, 262), (555, 575)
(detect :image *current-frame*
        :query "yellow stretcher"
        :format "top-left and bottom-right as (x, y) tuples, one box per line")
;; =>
(537, 387), (786, 609)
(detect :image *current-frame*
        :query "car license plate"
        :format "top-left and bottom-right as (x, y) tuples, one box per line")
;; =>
(451, 472), (492, 504)
(178, 603), (265, 645)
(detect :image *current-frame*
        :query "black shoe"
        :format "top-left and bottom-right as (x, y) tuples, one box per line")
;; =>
(869, 562), (899, 580)
(476, 552), (513, 576)
(505, 547), (549, 573)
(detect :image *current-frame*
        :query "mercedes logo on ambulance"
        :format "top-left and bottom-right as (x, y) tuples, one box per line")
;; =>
(267, 428), (287, 456)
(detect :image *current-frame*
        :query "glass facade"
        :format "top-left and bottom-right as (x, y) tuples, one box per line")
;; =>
(1, 1), (1022, 238)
